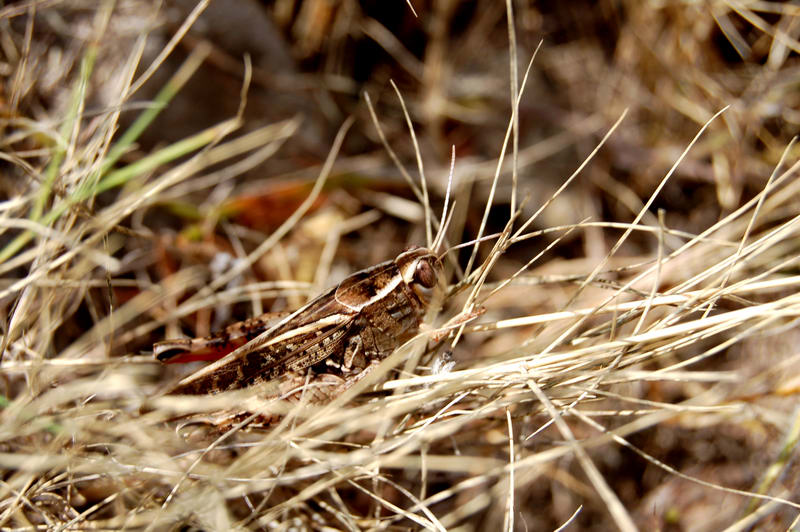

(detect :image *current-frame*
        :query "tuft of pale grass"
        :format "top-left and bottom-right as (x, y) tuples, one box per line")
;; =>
(2, 2), (800, 531)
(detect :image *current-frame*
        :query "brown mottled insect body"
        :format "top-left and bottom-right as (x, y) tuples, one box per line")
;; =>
(155, 247), (441, 397)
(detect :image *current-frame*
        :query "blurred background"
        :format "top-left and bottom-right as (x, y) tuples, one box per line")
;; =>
(8, 1), (794, 256)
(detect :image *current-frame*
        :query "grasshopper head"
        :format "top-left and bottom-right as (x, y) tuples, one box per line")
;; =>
(396, 247), (442, 301)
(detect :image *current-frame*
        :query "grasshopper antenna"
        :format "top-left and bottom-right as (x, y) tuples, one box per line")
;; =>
(432, 146), (456, 253)
(438, 233), (503, 261)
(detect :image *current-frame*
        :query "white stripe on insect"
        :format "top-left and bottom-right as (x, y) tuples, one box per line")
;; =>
(336, 275), (403, 311)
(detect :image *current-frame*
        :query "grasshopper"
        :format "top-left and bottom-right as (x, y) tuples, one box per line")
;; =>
(154, 247), (442, 401)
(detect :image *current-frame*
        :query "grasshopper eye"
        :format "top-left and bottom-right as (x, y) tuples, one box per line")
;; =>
(413, 260), (437, 289)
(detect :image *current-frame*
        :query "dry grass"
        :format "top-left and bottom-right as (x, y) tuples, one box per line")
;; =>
(1, 1), (800, 530)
